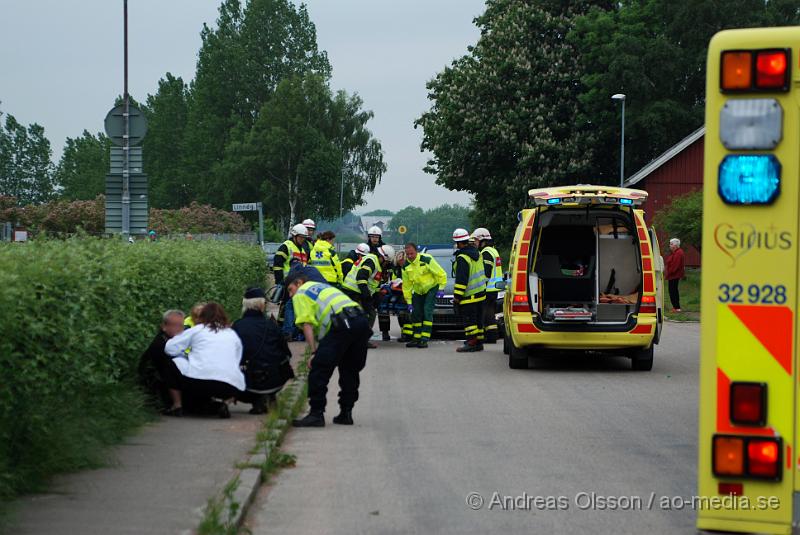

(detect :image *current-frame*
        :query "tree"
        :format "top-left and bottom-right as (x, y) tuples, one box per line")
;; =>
(143, 73), (191, 208)
(363, 209), (394, 216)
(55, 131), (111, 201)
(417, 0), (602, 245)
(183, 0), (331, 205)
(570, 0), (800, 183)
(653, 190), (702, 252)
(220, 74), (385, 231)
(0, 106), (55, 205)
(389, 204), (472, 244)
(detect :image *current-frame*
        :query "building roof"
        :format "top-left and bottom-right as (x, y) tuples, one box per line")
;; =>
(360, 215), (392, 232)
(623, 127), (705, 187)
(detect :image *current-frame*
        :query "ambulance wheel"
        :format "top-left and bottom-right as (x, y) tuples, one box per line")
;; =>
(631, 346), (654, 371)
(508, 341), (528, 369)
(503, 333), (510, 355)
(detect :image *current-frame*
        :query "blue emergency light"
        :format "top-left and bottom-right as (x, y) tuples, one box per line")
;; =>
(619, 198), (633, 205)
(547, 198), (561, 205)
(718, 154), (780, 205)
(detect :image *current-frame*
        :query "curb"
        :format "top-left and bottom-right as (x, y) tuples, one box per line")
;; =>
(197, 371), (307, 534)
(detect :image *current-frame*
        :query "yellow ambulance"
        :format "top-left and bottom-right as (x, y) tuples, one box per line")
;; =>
(503, 185), (663, 370)
(697, 26), (799, 535)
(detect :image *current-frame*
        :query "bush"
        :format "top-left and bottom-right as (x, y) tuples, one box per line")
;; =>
(653, 190), (702, 252)
(0, 238), (267, 501)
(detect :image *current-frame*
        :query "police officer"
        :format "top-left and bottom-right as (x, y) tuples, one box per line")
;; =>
(273, 224), (310, 284)
(452, 228), (487, 352)
(473, 227), (503, 344)
(341, 244), (395, 348)
(287, 272), (372, 427)
(401, 242), (447, 349)
(309, 230), (343, 286)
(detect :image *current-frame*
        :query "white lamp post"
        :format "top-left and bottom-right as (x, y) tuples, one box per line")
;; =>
(611, 93), (626, 187)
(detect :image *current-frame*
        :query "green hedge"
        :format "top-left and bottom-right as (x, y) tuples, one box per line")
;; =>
(0, 238), (267, 501)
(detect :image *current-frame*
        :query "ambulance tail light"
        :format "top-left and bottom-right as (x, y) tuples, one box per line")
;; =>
(747, 439), (780, 479)
(718, 482), (743, 496)
(512, 294), (530, 313)
(755, 50), (789, 90)
(721, 49), (790, 92)
(730, 382), (767, 426)
(639, 295), (656, 314)
(713, 435), (782, 481)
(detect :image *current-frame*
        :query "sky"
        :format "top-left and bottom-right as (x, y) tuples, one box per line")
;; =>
(0, 0), (486, 213)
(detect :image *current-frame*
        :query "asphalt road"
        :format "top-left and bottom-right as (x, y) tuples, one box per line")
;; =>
(246, 322), (700, 535)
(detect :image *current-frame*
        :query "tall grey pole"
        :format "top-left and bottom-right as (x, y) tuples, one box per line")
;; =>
(619, 99), (625, 187)
(257, 202), (264, 245)
(339, 161), (344, 218)
(121, 0), (131, 236)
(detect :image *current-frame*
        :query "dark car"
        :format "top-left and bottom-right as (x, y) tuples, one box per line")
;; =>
(398, 247), (505, 338)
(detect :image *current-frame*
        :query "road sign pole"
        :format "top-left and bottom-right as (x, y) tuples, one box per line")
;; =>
(121, 0), (131, 237)
(257, 202), (264, 245)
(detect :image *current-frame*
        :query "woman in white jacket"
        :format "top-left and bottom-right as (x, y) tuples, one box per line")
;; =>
(163, 302), (245, 418)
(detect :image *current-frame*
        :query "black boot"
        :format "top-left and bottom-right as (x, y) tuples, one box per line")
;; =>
(405, 340), (419, 348)
(382, 331), (391, 341)
(417, 341), (429, 349)
(292, 411), (325, 427)
(332, 409), (353, 425)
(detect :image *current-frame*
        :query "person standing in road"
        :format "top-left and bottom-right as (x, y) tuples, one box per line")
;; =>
(287, 273), (373, 427)
(274, 224), (311, 341)
(309, 230), (343, 286)
(302, 218), (317, 249)
(341, 243), (395, 348)
(473, 228), (503, 344)
(452, 228), (487, 352)
(665, 237), (685, 312)
(401, 243), (447, 349)
(366, 226), (393, 341)
(393, 250), (414, 343)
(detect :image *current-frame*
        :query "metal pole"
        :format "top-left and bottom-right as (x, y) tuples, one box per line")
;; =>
(619, 99), (625, 187)
(339, 161), (344, 218)
(257, 202), (264, 245)
(121, 0), (131, 236)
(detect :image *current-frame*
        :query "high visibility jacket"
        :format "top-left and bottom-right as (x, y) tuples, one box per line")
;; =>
(341, 253), (381, 297)
(481, 246), (503, 293)
(273, 239), (308, 283)
(341, 249), (358, 278)
(401, 252), (447, 302)
(453, 246), (487, 304)
(308, 239), (342, 285)
(292, 281), (360, 339)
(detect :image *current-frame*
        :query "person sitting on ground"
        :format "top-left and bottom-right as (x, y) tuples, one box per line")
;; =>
(163, 302), (246, 418)
(233, 287), (295, 414)
(138, 309), (186, 408)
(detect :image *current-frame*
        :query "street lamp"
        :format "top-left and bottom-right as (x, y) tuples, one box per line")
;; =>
(611, 93), (626, 187)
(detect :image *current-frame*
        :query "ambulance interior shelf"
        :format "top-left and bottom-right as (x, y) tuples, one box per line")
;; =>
(530, 210), (642, 324)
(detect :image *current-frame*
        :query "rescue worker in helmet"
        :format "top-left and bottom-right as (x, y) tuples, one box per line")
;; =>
(341, 242), (367, 279)
(302, 218), (316, 247)
(452, 228), (487, 352)
(472, 228), (503, 344)
(366, 225), (384, 254)
(341, 243), (395, 348)
(274, 224), (310, 342)
(309, 230), (343, 286)
(366, 226), (394, 341)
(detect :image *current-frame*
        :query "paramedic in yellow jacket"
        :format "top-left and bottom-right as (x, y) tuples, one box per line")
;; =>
(401, 243), (447, 349)
(472, 227), (503, 344)
(308, 230), (343, 286)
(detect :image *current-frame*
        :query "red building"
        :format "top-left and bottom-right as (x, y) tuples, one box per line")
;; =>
(623, 127), (704, 266)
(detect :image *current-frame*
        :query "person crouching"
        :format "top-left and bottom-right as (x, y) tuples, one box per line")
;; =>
(287, 272), (373, 427)
(163, 302), (245, 418)
(233, 287), (296, 414)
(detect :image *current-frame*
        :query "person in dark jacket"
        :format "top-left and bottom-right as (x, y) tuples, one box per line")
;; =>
(138, 309), (186, 408)
(452, 228), (487, 352)
(665, 237), (686, 312)
(233, 287), (295, 414)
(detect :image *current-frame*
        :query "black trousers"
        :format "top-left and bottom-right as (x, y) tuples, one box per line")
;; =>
(668, 278), (681, 310)
(164, 360), (242, 400)
(482, 292), (498, 341)
(308, 314), (373, 413)
(458, 300), (484, 343)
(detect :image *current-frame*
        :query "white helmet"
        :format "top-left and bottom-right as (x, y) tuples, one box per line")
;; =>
(473, 227), (492, 241)
(355, 243), (370, 255)
(378, 244), (395, 260)
(290, 223), (309, 237)
(302, 218), (316, 230)
(452, 228), (471, 242)
(367, 225), (383, 236)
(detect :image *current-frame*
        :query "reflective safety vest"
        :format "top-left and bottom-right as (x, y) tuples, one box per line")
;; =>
(292, 281), (360, 339)
(454, 251), (487, 304)
(341, 253), (380, 295)
(308, 239), (342, 285)
(481, 246), (503, 292)
(275, 239), (308, 268)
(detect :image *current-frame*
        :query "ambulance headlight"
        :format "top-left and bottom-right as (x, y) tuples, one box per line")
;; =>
(718, 154), (780, 205)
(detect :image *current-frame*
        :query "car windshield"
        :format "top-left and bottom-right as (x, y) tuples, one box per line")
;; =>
(424, 249), (456, 293)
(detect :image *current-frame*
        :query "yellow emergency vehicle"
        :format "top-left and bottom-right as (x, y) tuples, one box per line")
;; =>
(697, 27), (799, 535)
(503, 185), (664, 370)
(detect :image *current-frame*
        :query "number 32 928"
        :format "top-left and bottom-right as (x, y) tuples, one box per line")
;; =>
(718, 283), (787, 305)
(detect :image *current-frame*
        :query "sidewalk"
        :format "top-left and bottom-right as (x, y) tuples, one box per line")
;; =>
(7, 340), (307, 535)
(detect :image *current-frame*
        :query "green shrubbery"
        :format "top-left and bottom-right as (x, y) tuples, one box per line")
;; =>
(0, 237), (267, 501)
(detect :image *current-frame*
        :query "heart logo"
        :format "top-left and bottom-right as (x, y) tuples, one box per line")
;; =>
(714, 222), (756, 266)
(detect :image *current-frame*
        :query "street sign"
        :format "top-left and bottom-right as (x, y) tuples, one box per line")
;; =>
(398, 225), (407, 235)
(104, 104), (147, 147)
(232, 203), (259, 212)
(105, 174), (148, 234)
(110, 147), (143, 174)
